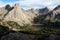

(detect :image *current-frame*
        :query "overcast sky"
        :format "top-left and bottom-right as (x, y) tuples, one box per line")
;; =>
(0, 0), (60, 9)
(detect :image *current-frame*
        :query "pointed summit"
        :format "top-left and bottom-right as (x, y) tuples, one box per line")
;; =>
(14, 3), (23, 12)
(5, 4), (11, 10)
(53, 5), (60, 10)
(4, 3), (32, 26)
(5, 4), (14, 11)
(14, 3), (20, 7)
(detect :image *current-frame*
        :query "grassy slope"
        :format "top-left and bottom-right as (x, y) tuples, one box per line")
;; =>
(0, 21), (60, 35)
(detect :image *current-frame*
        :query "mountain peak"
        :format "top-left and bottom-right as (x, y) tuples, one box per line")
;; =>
(53, 5), (60, 10)
(38, 7), (49, 13)
(15, 3), (20, 6)
(14, 3), (20, 7)
(14, 3), (22, 10)
(5, 4), (11, 10)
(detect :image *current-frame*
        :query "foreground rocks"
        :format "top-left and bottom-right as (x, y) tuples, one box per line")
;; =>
(0, 32), (60, 40)
(0, 24), (60, 40)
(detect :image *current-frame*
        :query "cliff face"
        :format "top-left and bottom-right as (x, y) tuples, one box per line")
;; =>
(33, 5), (60, 24)
(45, 5), (60, 22)
(3, 4), (32, 26)
(2, 4), (39, 26)
(50, 5), (60, 22)
(0, 3), (40, 31)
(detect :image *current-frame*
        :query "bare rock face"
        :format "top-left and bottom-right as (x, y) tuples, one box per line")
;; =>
(0, 7), (7, 20)
(3, 3), (41, 26)
(0, 3), (38, 31)
(32, 5), (60, 24)
(48, 5), (60, 22)
(32, 7), (51, 24)
(3, 3), (33, 26)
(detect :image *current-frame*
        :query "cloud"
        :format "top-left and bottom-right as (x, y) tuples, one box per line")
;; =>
(19, 0), (60, 9)
(0, 0), (60, 9)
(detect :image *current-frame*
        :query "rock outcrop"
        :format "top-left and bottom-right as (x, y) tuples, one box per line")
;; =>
(50, 5), (60, 22)
(33, 5), (60, 24)
(0, 3), (40, 31)
(1, 32), (60, 40)
(3, 3), (32, 26)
